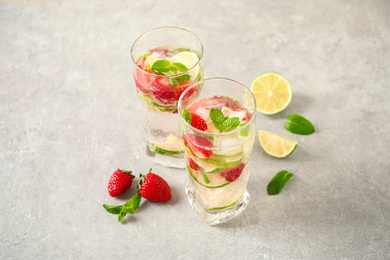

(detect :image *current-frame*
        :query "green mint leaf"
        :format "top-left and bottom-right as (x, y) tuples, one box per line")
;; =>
(103, 204), (123, 215)
(210, 108), (225, 128)
(151, 59), (172, 74)
(172, 62), (188, 72)
(285, 114), (315, 135)
(118, 210), (127, 222)
(267, 170), (294, 195)
(181, 108), (192, 125)
(123, 193), (141, 214)
(210, 108), (240, 132)
(220, 117), (240, 132)
(169, 74), (191, 87)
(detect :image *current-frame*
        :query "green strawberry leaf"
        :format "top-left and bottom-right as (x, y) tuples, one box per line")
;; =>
(169, 74), (191, 87)
(151, 59), (172, 74)
(210, 108), (240, 132)
(172, 62), (188, 72)
(181, 108), (192, 125)
(103, 204), (123, 215)
(267, 170), (294, 195)
(285, 114), (315, 135)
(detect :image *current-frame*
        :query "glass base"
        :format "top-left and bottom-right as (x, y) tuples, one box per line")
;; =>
(145, 144), (185, 168)
(185, 182), (250, 225)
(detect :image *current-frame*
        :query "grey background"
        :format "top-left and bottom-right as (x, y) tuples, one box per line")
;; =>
(1, 1), (389, 259)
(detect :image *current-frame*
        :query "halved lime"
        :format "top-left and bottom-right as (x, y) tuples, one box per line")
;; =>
(250, 72), (292, 115)
(168, 51), (201, 80)
(258, 130), (297, 158)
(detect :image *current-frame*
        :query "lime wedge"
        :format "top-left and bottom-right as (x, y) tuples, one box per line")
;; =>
(168, 51), (201, 80)
(250, 72), (292, 115)
(258, 130), (297, 158)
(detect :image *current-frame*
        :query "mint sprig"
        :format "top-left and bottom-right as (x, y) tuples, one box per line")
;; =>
(285, 114), (315, 135)
(210, 108), (240, 132)
(151, 59), (188, 75)
(267, 170), (294, 195)
(103, 192), (141, 223)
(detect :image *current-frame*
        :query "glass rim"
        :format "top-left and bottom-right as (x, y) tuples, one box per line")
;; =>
(178, 77), (257, 137)
(130, 26), (204, 78)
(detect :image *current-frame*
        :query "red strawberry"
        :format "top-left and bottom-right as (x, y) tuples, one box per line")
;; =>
(182, 133), (213, 158)
(138, 171), (172, 202)
(108, 169), (135, 197)
(188, 157), (199, 170)
(151, 78), (176, 104)
(220, 163), (245, 182)
(190, 113), (208, 131)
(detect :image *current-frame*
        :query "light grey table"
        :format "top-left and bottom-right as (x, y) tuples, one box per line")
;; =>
(1, 1), (389, 259)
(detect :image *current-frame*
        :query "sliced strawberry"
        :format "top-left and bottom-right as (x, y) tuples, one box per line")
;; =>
(190, 113), (208, 131)
(134, 56), (155, 93)
(173, 80), (194, 100)
(220, 163), (245, 182)
(188, 157), (199, 170)
(151, 77), (176, 104)
(182, 133), (213, 158)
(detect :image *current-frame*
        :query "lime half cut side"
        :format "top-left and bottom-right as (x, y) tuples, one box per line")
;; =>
(250, 72), (292, 115)
(258, 130), (297, 158)
(169, 51), (201, 80)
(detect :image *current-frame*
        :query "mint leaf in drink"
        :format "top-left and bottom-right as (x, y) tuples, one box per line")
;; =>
(181, 108), (192, 125)
(103, 204), (123, 214)
(210, 108), (240, 132)
(220, 117), (240, 132)
(172, 62), (188, 72)
(151, 59), (172, 74)
(285, 114), (315, 135)
(169, 74), (191, 87)
(267, 170), (294, 195)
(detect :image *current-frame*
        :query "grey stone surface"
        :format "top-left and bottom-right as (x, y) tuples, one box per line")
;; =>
(1, 1), (389, 259)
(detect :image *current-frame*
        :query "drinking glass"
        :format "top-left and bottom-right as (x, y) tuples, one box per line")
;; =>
(178, 77), (257, 225)
(131, 26), (203, 168)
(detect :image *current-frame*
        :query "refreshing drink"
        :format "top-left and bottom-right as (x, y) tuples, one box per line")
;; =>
(179, 78), (256, 225)
(131, 27), (203, 168)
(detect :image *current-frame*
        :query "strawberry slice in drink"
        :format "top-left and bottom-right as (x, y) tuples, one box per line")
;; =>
(220, 162), (245, 182)
(151, 77), (176, 104)
(134, 56), (154, 93)
(182, 133), (213, 158)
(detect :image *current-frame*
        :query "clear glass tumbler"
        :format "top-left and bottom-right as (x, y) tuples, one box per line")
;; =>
(131, 26), (203, 168)
(178, 77), (257, 225)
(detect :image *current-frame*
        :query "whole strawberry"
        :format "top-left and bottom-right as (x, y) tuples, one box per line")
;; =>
(108, 169), (135, 197)
(138, 170), (172, 202)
